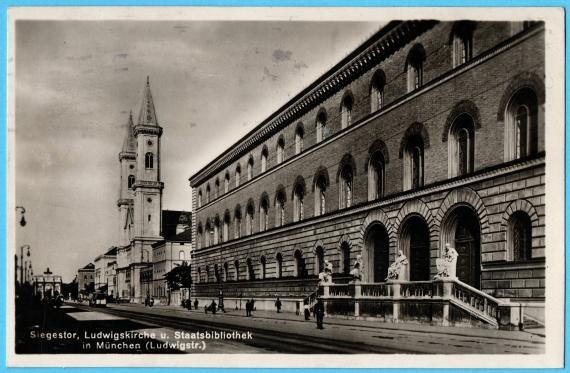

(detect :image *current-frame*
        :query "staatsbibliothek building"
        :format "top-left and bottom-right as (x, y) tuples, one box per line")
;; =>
(189, 20), (546, 326)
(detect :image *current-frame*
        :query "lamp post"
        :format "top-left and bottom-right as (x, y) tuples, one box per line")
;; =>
(20, 245), (30, 285)
(15, 206), (26, 227)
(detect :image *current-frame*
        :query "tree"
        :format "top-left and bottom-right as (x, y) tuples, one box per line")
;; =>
(164, 261), (192, 290)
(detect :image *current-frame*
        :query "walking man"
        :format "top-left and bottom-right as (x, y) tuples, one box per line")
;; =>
(314, 299), (325, 329)
(275, 297), (282, 313)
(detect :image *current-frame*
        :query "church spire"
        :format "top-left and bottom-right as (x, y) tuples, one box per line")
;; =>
(137, 76), (158, 126)
(121, 110), (136, 153)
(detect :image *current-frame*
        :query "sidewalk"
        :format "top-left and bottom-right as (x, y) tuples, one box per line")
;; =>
(115, 302), (545, 342)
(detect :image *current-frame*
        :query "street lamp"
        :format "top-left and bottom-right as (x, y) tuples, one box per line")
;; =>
(20, 245), (30, 285)
(15, 206), (26, 227)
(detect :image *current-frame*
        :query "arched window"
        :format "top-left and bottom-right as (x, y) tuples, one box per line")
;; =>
(341, 242), (351, 274)
(128, 175), (135, 189)
(204, 221), (212, 247)
(179, 251), (185, 260)
(370, 70), (386, 112)
(276, 253), (283, 279)
(368, 152), (385, 201)
(247, 258), (255, 280)
(406, 44), (425, 92)
(197, 224), (203, 250)
(259, 196), (269, 232)
(260, 256), (267, 279)
(508, 211), (532, 262)
(235, 165), (241, 187)
(316, 111), (327, 143)
(449, 114), (475, 177)
(295, 125), (304, 154)
(205, 265), (210, 283)
(234, 206), (242, 239)
(223, 262), (229, 282)
(247, 157), (254, 181)
(223, 211), (231, 242)
(505, 88), (539, 161)
(197, 190), (202, 208)
(214, 179), (220, 199)
(452, 21), (475, 68)
(213, 217), (220, 245)
(339, 166), (353, 209)
(224, 172), (230, 193)
(341, 94), (353, 129)
(261, 147), (268, 173)
(293, 184), (305, 222)
(404, 135), (424, 190)
(246, 203), (255, 235)
(234, 260), (240, 281)
(294, 250), (306, 278)
(197, 267), (201, 284)
(206, 185), (211, 203)
(275, 191), (286, 227)
(276, 137), (285, 164)
(145, 152), (154, 169)
(314, 175), (327, 216)
(315, 246), (325, 275)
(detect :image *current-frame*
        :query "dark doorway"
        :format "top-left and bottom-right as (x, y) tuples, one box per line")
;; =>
(402, 216), (431, 281)
(365, 223), (390, 282)
(453, 207), (481, 288)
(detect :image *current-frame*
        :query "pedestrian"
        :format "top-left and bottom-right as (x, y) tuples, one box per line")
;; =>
(275, 297), (282, 313)
(314, 299), (325, 329)
(194, 298), (199, 310)
(245, 300), (251, 317)
(250, 298), (255, 314)
(210, 300), (217, 315)
(303, 300), (310, 320)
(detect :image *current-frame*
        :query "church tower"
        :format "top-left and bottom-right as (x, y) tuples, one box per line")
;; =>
(131, 77), (164, 301)
(117, 111), (136, 246)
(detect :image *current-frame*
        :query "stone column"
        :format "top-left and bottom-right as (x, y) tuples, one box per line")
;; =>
(391, 282), (401, 322)
(354, 284), (361, 317)
(441, 280), (453, 326)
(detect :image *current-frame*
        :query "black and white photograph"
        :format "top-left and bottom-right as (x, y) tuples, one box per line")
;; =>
(7, 7), (565, 368)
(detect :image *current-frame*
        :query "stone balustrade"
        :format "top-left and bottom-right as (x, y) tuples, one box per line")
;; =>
(320, 279), (523, 330)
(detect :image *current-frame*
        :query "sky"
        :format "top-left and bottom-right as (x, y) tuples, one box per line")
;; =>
(14, 20), (381, 282)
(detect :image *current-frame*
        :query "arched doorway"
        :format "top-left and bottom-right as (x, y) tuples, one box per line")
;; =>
(400, 216), (431, 281)
(441, 205), (481, 288)
(364, 223), (390, 282)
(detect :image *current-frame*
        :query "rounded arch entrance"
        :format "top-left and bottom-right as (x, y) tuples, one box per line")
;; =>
(363, 222), (390, 282)
(440, 204), (481, 288)
(399, 215), (431, 281)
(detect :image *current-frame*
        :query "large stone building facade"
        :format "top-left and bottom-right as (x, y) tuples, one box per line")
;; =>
(189, 21), (545, 319)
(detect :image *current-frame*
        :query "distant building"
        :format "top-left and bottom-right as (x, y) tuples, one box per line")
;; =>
(77, 263), (95, 297)
(151, 228), (192, 305)
(94, 247), (117, 295)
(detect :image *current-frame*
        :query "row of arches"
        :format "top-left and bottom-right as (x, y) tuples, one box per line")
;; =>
(196, 193), (540, 290)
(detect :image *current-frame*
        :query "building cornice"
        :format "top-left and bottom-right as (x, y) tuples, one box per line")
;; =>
(193, 23), (545, 211)
(193, 155), (545, 256)
(134, 124), (162, 137)
(119, 151), (136, 161)
(117, 198), (134, 207)
(133, 180), (164, 190)
(189, 20), (439, 186)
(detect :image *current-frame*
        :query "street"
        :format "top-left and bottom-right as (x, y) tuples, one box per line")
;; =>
(15, 302), (545, 354)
